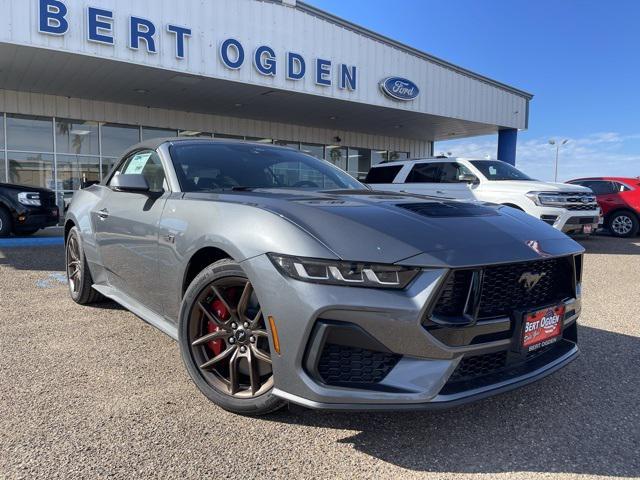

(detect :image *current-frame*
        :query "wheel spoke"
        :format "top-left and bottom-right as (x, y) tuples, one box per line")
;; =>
(237, 281), (253, 319)
(191, 330), (230, 347)
(247, 348), (261, 395)
(210, 285), (237, 321)
(198, 302), (231, 331)
(199, 345), (235, 370)
(252, 329), (268, 339)
(70, 268), (80, 279)
(251, 345), (272, 365)
(250, 309), (262, 329)
(228, 349), (240, 395)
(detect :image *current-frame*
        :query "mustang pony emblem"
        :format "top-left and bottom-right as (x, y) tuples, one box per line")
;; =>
(519, 272), (546, 292)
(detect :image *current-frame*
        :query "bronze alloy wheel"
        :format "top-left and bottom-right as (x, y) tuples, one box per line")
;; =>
(66, 233), (82, 294)
(187, 277), (274, 398)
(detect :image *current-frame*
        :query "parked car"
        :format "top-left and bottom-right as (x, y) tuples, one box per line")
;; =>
(65, 139), (583, 415)
(566, 177), (640, 237)
(0, 183), (59, 237)
(365, 158), (600, 235)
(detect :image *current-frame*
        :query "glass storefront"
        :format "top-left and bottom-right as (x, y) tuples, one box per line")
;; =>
(0, 112), (411, 212)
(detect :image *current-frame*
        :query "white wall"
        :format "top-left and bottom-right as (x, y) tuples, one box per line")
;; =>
(0, 0), (529, 130)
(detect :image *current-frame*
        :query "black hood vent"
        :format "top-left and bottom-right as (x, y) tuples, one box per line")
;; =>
(397, 202), (498, 218)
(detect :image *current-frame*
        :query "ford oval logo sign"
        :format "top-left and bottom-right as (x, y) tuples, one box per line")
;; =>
(380, 77), (420, 101)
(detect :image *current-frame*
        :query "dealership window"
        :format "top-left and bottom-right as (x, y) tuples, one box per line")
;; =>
(56, 119), (100, 155)
(245, 137), (273, 143)
(8, 152), (55, 189)
(371, 150), (388, 165)
(389, 151), (410, 161)
(347, 147), (372, 180)
(325, 145), (347, 170)
(6, 114), (54, 152)
(56, 154), (101, 191)
(142, 127), (178, 141)
(101, 123), (141, 158)
(275, 140), (300, 150)
(300, 143), (324, 160)
(179, 130), (213, 138)
(215, 133), (244, 140)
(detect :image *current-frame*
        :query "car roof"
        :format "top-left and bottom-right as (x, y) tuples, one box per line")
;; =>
(568, 176), (640, 183)
(370, 157), (499, 167)
(121, 137), (290, 158)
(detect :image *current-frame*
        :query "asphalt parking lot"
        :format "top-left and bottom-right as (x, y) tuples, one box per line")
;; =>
(0, 231), (638, 479)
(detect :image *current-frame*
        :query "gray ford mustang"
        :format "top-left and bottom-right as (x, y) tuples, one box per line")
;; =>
(65, 138), (583, 415)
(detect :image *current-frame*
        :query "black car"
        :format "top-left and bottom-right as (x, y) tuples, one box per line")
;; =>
(0, 183), (59, 237)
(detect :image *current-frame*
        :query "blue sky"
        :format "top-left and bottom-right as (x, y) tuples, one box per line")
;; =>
(308, 0), (640, 181)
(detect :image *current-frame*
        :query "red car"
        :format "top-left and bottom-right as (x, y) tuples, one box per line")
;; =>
(567, 177), (640, 237)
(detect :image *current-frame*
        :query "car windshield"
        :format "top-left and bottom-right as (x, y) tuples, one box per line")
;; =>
(470, 160), (535, 181)
(169, 142), (364, 192)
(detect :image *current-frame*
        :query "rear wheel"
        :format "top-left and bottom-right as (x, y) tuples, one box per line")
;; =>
(0, 208), (12, 237)
(179, 259), (286, 416)
(66, 227), (104, 304)
(608, 211), (639, 237)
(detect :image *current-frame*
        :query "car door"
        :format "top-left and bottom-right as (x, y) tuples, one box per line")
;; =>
(578, 180), (619, 216)
(93, 149), (170, 312)
(433, 161), (478, 200)
(402, 162), (446, 196)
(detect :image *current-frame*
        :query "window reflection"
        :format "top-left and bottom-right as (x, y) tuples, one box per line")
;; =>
(347, 147), (372, 179)
(275, 140), (300, 150)
(325, 145), (347, 170)
(101, 157), (119, 179)
(389, 151), (409, 161)
(7, 115), (53, 152)
(371, 150), (388, 165)
(56, 119), (99, 155)
(57, 155), (101, 190)
(101, 123), (140, 157)
(300, 143), (324, 160)
(178, 130), (212, 137)
(8, 152), (55, 189)
(215, 133), (244, 140)
(142, 127), (177, 141)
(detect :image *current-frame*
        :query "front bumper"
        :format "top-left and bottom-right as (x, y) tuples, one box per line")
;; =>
(532, 206), (600, 234)
(241, 254), (581, 410)
(13, 206), (60, 231)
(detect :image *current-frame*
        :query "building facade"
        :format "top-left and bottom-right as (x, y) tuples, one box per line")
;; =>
(0, 0), (532, 209)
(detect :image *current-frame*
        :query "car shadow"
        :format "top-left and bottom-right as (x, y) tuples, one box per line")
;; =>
(264, 325), (639, 477)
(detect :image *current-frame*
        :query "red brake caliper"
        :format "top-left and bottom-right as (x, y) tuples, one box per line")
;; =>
(207, 299), (229, 356)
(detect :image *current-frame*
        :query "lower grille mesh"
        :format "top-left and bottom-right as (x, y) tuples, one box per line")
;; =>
(317, 344), (400, 385)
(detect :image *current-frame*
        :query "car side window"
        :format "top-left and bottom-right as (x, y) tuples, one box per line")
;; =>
(613, 182), (630, 192)
(440, 162), (474, 183)
(110, 150), (167, 193)
(406, 163), (444, 183)
(582, 181), (616, 195)
(365, 165), (403, 184)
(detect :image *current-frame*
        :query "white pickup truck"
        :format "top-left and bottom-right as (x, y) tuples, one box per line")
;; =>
(365, 157), (601, 235)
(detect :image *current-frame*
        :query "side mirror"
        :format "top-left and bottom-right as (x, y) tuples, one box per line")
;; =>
(110, 174), (150, 192)
(81, 180), (99, 189)
(458, 173), (478, 184)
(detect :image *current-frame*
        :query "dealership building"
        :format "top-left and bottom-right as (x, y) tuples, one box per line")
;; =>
(0, 0), (532, 209)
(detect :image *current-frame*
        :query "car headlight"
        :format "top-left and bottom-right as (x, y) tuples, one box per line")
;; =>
(526, 191), (567, 207)
(268, 253), (420, 289)
(17, 192), (41, 206)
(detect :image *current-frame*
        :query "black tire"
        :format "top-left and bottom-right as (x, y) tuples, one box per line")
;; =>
(607, 211), (639, 238)
(178, 258), (286, 416)
(65, 226), (105, 304)
(0, 207), (12, 237)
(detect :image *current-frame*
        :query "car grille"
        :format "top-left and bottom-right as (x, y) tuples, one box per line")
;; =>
(432, 257), (574, 320)
(317, 343), (400, 385)
(40, 191), (56, 208)
(566, 203), (599, 211)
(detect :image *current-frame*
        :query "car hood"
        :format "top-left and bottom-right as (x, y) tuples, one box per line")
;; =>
(0, 183), (54, 194)
(206, 189), (583, 267)
(482, 180), (592, 194)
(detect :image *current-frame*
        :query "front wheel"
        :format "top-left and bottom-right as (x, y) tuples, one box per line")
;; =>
(178, 259), (286, 416)
(66, 227), (104, 304)
(608, 211), (639, 238)
(0, 208), (12, 237)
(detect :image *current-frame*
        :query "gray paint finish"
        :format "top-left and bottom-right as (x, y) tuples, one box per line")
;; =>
(65, 138), (582, 409)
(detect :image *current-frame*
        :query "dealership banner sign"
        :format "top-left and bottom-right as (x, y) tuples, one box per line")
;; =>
(37, 0), (359, 90)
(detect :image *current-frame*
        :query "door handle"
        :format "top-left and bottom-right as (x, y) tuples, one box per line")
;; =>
(97, 208), (109, 219)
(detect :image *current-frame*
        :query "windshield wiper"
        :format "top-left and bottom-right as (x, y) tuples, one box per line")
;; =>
(230, 186), (261, 191)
